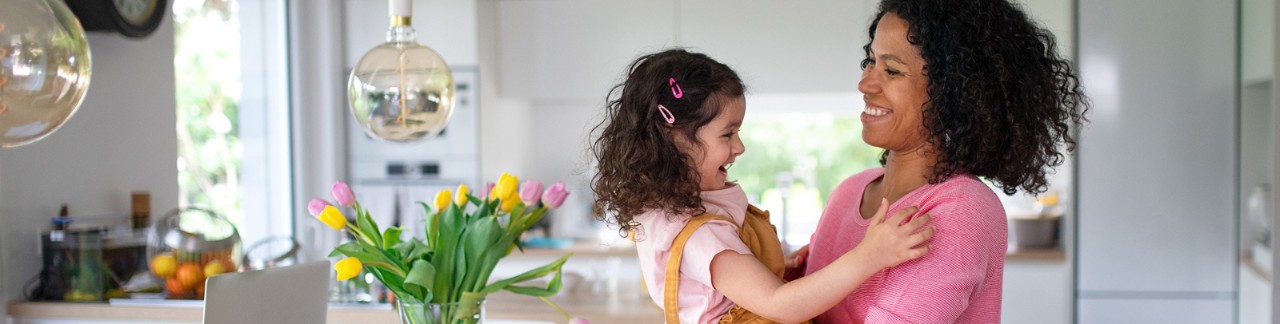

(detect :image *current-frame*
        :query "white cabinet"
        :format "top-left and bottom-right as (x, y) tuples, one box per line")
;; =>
(496, 0), (677, 100)
(494, 0), (876, 100)
(1002, 260), (1070, 324)
(678, 0), (874, 94)
(344, 0), (478, 68)
(1239, 265), (1272, 324)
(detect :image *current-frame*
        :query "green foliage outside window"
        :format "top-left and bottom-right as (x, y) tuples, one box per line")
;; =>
(733, 113), (884, 212)
(174, 0), (242, 226)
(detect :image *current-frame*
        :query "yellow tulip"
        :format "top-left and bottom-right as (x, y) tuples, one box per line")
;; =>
(317, 205), (347, 230)
(334, 257), (363, 281)
(491, 173), (518, 202)
(500, 194), (520, 213)
(434, 189), (453, 213)
(455, 184), (470, 206)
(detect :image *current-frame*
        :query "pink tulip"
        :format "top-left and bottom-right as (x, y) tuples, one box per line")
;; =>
(331, 181), (355, 207)
(482, 182), (496, 199)
(541, 182), (569, 208)
(568, 317), (591, 324)
(307, 198), (333, 216)
(520, 180), (544, 206)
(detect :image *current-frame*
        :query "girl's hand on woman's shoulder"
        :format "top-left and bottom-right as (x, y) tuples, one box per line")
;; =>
(855, 199), (935, 269)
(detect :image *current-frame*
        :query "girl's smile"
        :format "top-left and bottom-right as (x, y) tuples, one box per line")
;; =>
(677, 95), (747, 190)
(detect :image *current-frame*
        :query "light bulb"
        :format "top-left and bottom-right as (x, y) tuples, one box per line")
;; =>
(347, 0), (454, 143)
(0, 0), (93, 148)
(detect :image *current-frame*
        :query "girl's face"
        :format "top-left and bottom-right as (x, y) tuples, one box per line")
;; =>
(858, 12), (932, 153)
(676, 96), (747, 191)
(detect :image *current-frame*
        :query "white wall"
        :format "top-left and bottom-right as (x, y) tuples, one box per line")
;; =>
(0, 20), (178, 303)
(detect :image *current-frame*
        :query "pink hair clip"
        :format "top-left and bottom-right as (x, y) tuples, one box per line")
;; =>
(657, 104), (675, 124)
(669, 77), (683, 99)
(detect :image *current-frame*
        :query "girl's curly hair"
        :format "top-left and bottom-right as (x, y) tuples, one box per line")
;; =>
(868, 0), (1089, 195)
(590, 49), (745, 235)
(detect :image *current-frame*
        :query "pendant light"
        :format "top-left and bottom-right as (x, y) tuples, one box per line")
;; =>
(0, 0), (93, 148)
(348, 0), (455, 143)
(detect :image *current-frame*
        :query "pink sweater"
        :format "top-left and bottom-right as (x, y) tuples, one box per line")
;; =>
(804, 168), (1006, 323)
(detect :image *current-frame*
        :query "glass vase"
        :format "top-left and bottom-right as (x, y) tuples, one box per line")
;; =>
(397, 299), (485, 324)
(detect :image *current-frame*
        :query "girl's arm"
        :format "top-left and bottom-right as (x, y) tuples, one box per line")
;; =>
(709, 199), (933, 324)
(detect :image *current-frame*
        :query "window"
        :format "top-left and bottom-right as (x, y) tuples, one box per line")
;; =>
(735, 96), (882, 248)
(174, 0), (291, 255)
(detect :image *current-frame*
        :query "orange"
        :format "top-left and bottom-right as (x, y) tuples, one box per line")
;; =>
(195, 280), (206, 297)
(216, 256), (238, 272)
(175, 263), (204, 289)
(166, 278), (189, 294)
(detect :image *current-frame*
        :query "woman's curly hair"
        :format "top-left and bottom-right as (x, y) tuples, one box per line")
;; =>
(868, 0), (1089, 195)
(590, 49), (745, 235)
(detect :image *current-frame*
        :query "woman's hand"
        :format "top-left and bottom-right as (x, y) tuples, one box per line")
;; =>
(783, 245), (809, 281)
(855, 198), (934, 270)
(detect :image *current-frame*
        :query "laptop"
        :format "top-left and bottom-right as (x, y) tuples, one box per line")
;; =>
(203, 261), (331, 324)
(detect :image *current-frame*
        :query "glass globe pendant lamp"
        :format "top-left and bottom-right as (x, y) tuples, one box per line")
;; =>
(0, 0), (93, 148)
(348, 0), (454, 143)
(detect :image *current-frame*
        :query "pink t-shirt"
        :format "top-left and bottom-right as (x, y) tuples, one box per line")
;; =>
(635, 185), (754, 324)
(804, 168), (1006, 323)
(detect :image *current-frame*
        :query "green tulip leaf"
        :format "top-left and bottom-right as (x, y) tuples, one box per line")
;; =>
(403, 259), (435, 301)
(330, 242), (363, 258)
(481, 253), (572, 295)
(458, 217), (503, 295)
(356, 210), (382, 248)
(382, 226), (403, 250)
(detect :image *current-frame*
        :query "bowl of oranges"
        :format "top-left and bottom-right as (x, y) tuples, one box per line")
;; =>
(148, 207), (241, 299)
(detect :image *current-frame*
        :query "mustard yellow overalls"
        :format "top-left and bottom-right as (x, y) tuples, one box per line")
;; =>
(662, 205), (813, 324)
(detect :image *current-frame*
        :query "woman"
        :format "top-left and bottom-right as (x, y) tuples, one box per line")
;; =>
(793, 0), (1087, 322)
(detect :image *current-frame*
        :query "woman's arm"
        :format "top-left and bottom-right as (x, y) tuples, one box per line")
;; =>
(710, 200), (933, 323)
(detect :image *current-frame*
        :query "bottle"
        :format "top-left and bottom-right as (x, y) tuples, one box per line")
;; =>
(51, 204), (71, 242)
(130, 192), (150, 230)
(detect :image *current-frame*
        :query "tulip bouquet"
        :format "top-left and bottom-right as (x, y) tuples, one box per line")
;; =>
(310, 173), (576, 324)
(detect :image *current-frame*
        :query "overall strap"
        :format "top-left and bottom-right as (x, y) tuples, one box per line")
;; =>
(664, 213), (736, 324)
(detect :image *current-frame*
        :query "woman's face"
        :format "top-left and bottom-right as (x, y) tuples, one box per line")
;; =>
(858, 12), (932, 154)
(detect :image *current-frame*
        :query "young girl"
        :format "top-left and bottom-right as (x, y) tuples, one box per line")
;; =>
(590, 49), (934, 324)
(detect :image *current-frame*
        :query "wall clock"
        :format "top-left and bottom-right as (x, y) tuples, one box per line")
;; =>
(65, 0), (169, 38)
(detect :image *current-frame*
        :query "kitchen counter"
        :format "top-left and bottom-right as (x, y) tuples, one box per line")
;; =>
(10, 243), (1058, 323)
(1006, 246), (1066, 262)
(7, 290), (662, 324)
